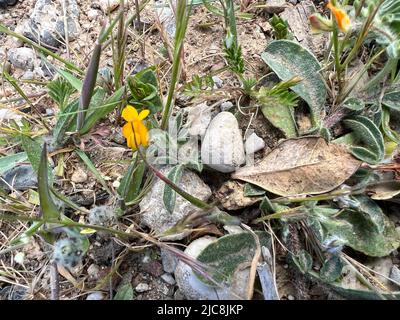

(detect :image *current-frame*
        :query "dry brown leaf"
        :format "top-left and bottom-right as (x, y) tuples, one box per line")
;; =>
(232, 137), (361, 196)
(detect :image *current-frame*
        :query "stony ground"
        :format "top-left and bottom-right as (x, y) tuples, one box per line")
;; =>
(1, 0), (399, 300)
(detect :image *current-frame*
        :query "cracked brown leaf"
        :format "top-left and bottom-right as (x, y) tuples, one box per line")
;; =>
(232, 137), (361, 196)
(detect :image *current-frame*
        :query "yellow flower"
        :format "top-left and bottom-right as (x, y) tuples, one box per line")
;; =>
(121, 105), (150, 150)
(327, 0), (351, 33)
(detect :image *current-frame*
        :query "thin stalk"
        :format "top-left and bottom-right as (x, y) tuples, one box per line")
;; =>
(160, 0), (192, 130)
(332, 23), (343, 93)
(338, 48), (385, 103)
(136, 146), (213, 210)
(340, 0), (385, 71)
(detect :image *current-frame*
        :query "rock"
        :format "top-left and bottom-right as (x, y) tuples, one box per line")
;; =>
(24, 0), (80, 48)
(279, 0), (327, 56)
(245, 132), (265, 155)
(160, 247), (179, 273)
(0, 108), (22, 121)
(366, 257), (396, 288)
(0, 0), (18, 9)
(87, 264), (101, 280)
(264, 0), (287, 14)
(135, 283), (151, 293)
(161, 273), (176, 285)
(215, 180), (261, 210)
(87, 9), (100, 21)
(212, 76), (223, 89)
(201, 112), (245, 173)
(88, 205), (116, 226)
(220, 101), (234, 112)
(98, 0), (120, 13)
(86, 291), (104, 300)
(143, 260), (164, 277)
(0, 164), (37, 191)
(21, 70), (35, 80)
(174, 236), (249, 300)
(155, 0), (176, 39)
(139, 167), (212, 240)
(390, 265), (400, 287)
(71, 167), (88, 183)
(186, 102), (213, 137)
(8, 47), (35, 70)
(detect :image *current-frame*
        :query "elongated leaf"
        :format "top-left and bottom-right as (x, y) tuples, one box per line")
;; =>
(312, 209), (400, 257)
(350, 195), (385, 233)
(20, 136), (44, 174)
(57, 69), (83, 91)
(38, 144), (60, 220)
(382, 107), (400, 143)
(261, 40), (326, 128)
(75, 149), (112, 195)
(320, 256), (343, 283)
(114, 283), (134, 300)
(163, 165), (184, 213)
(196, 232), (271, 285)
(53, 98), (79, 146)
(232, 137), (361, 196)
(0, 152), (27, 175)
(79, 86), (124, 134)
(118, 158), (146, 203)
(382, 91), (400, 111)
(343, 115), (384, 164)
(77, 43), (102, 130)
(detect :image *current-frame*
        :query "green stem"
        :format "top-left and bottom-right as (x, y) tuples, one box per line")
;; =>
(136, 146), (214, 210)
(332, 24), (343, 93)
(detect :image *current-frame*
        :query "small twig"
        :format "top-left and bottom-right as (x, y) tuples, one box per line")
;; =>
(50, 261), (60, 300)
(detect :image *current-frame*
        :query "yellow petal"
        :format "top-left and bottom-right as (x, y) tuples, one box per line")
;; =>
(138, 109), (150, 120)
(122, 122), (133, 139)
(122, 105), (139, 122)
(127, 131), (141, 150)
(327, 0), (350, 32)
(138, 122), (149, 146)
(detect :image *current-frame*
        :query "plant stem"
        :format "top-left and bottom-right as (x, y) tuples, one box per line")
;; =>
(332, 24), (343, 94)
(160, 0), (192, 130)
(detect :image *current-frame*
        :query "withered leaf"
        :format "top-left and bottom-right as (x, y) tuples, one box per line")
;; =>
(232, 137), (361, 196)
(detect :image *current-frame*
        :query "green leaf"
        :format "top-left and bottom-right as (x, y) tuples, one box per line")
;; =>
(53, 98), (79, 146)
(350, 195), (386, 233)
(47, 77), (75, 111)
(258, 85), (298, 138)
(118, 158), (146, 203)
(269, 14), (291, 40)
(20, 136), (46, 175)
(261, 40), (326, 129)
(342, 97), (365, 111)
(57, 69), (82, 91)
(196, 232), (271, 285)
(343, 115), (385, 164)
(243, 183), (266, 197)
(311, 208), (400, 257)
(75, 149), (113, 196)
(163, 165), (184, 214)
(0, 152), (27, 175)
(79, 87), (124, 135)
(127, 67), (162, 114)
(114, 283), (134, 300)
(320, 256), (343, 283)
(291, 249), (313, 274)
(382, 90), (400, 111)
(381, 106), (400, 143)
(38, 144), (60, 220)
